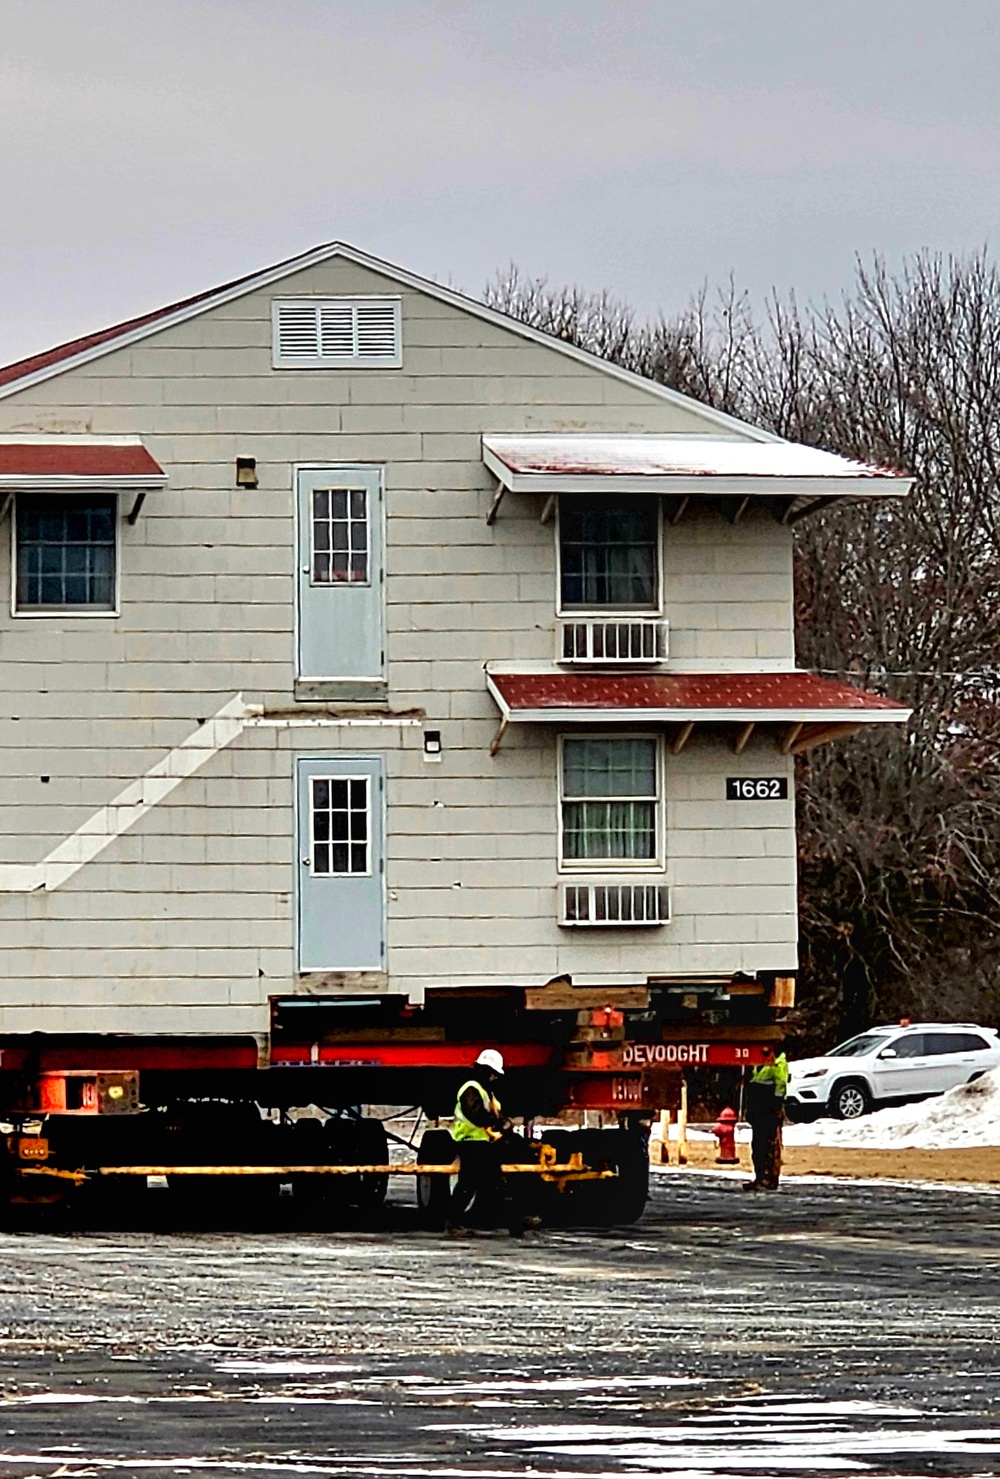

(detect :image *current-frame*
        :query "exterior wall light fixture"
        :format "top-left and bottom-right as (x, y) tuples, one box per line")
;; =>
(235, 457), (258, 489)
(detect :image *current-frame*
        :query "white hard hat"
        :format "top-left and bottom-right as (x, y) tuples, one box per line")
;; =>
(476, 1048), (505, 1075)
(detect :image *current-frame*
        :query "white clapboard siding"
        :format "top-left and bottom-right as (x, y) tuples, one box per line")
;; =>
(0, 253), (799, 1032)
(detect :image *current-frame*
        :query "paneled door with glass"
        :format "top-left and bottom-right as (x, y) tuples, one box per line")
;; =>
(296, 755), (386, 972)
(296, 466), (384, 686)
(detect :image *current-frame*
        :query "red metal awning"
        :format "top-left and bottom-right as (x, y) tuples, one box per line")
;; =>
(0, 438), (167, 489)
(486, 668), (910, 755)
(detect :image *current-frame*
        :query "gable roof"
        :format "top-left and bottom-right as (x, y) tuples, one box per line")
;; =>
(0, 242), (777, 442)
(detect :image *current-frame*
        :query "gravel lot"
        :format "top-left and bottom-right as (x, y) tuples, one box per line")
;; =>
(0, 1169), (997, 1475)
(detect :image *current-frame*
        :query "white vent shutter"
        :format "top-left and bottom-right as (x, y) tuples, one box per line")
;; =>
(318, 301), (355, 358)
(275, 302), (321, 359)
(273, 298), (401, 368)
(356, 300), (399, 358)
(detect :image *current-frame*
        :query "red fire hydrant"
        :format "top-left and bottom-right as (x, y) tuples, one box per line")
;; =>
(711, 1106), (740, 1165)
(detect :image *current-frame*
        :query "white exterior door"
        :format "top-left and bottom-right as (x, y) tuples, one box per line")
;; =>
(296, 756), (386, 972)
(296, 467), (384, 684)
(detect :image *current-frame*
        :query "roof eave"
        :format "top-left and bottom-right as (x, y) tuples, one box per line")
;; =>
(0, 473), (168, 491)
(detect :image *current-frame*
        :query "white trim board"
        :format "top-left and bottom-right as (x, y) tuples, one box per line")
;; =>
(0, 697), (420, 894)
(0, 242), (779, 444)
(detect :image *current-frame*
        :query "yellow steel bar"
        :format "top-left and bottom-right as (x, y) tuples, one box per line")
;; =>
(19, 1166), (88, 1184)
(95, 1162), (614, 1179)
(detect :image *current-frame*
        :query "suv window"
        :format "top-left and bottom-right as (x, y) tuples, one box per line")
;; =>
(925, 1032), (989, 1055)
(827, 1032), (894, 1058)
(888, 1034), (928, 1058)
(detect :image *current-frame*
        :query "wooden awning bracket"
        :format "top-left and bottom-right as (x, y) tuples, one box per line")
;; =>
(485, 481), (506, 526)
(489, 714), (509, 757)
(790, 722), (862, 755)
(0, 492), (11, 525)
(720, 494), (751, 525)
(126, 492), (147, 525)
(732, 721), (755, 754)
(670, 721), (695, 754)
(539, 494), (557, 525)
(780, 721), (803, 754)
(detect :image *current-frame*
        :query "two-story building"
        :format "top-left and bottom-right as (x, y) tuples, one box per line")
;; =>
(0, 242), (909, 1088)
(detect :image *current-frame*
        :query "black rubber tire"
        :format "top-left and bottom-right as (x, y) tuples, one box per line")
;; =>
(557, 1128), (649, 1227)
(352, 1118), (390, 1213)
(416, 1128), (457, 1228)
(829, 1079), (872, 1120)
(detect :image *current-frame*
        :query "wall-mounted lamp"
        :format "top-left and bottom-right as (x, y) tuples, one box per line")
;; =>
(423, 729), (443, 762)
(235, 456), (258, 489)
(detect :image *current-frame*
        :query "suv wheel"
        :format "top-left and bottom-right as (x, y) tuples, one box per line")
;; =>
(829, 1080), (872, 1120)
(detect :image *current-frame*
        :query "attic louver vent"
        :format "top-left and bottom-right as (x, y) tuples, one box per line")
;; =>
(272, 298), (402, 368)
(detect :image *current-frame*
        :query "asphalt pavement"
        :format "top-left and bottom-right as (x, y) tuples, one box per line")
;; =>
(0, 1169), (997, 1476)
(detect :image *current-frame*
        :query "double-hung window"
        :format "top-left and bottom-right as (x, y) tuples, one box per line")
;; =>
(559, 495), (659, 610)
(560, 736), (661, 868)
(14, 494), (118, 613)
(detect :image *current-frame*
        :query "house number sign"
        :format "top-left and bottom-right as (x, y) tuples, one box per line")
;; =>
(726, 777), (788, 800)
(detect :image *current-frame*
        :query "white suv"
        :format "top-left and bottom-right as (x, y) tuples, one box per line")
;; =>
(786, 1022), (1000, 1120)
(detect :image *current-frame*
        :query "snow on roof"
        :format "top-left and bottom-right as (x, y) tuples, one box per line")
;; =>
(483, 434), (909, 489)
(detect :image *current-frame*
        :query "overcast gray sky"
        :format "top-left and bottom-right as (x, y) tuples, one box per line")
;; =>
(2, 0), (998, 364)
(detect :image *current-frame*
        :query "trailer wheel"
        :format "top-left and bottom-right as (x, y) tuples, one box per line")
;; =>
(352, 1118), (390, 1215)
(567, 1128), (649, 1227)
(416, 1129), (456, 1228)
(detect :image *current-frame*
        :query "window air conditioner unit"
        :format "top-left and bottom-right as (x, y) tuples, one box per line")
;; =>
(560, 882), (670, 927)
(558, 618), (668, 666)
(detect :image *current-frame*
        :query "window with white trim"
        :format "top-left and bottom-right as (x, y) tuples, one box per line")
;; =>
(272, 297), (402, 368)
(310, 486), (369, 585)
(559, 495), (659, 610)
(310, 775), (370, 876)
(560, 736), (660, 867)
(14, 493), (117, 612)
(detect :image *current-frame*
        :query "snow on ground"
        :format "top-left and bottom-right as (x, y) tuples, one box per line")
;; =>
(784, 1067), (1000, 1150)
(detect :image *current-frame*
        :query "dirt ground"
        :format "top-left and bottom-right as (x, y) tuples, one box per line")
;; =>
(664, 1136), (1000, 1183)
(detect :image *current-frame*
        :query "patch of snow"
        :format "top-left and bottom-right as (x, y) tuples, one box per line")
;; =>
(785, 1067), (1000, 1150)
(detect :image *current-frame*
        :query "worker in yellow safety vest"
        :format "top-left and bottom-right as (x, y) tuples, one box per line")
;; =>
(447, 1049), (518, 1232)
(743, 1052), (788, 1192)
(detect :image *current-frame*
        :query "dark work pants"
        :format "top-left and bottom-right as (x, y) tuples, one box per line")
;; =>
(448, 1136), (521, 1229)
(750, 1109), (784, 1188)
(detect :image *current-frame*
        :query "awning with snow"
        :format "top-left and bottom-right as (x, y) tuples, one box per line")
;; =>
(485, 668), (911, 756)
(481, 435), (912, 525)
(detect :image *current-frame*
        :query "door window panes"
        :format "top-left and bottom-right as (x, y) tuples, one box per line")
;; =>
(311, 775), (370, 875)
(560, 497), (658, 609)
(561, 737), (658, 863)
(311, 487), (368, 585)
(15, 494), (117, 611)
